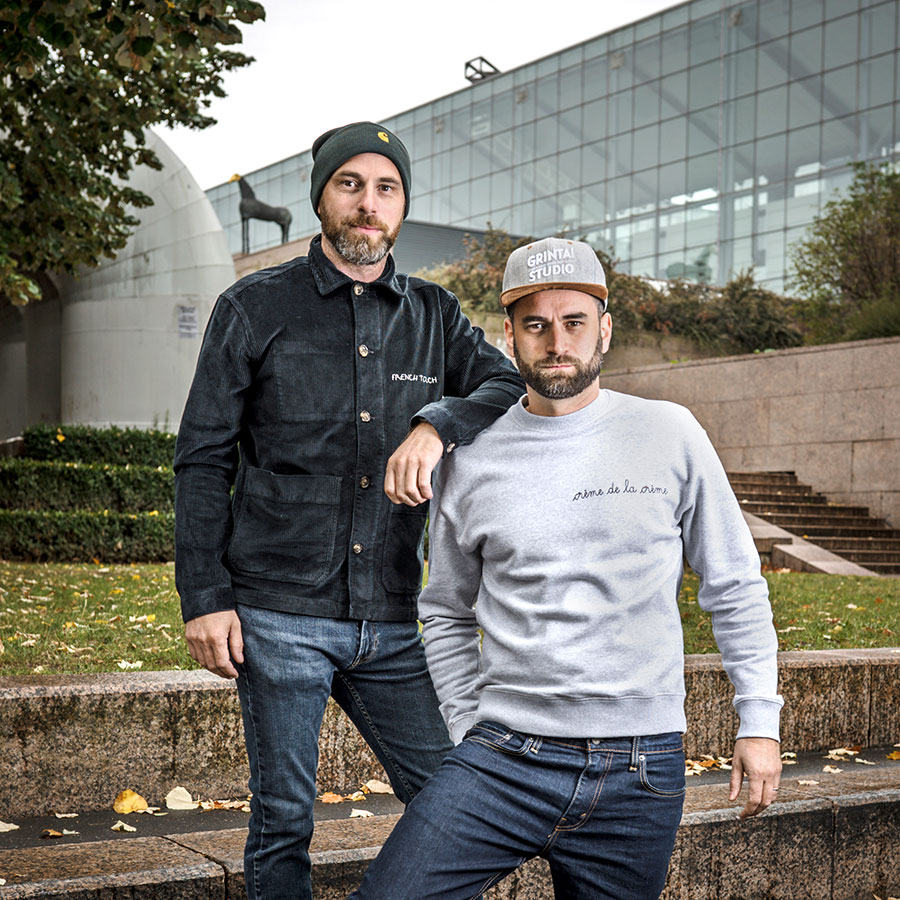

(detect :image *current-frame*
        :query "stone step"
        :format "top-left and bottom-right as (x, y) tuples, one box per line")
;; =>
(728, 470), (799, 486)
(736, 489), (821, 504)
(1, 763), (899, 899)
(855, 560), (900, 574)
(761, 513), (895, 531)
(739, 500), (872, 518)
(783, 523), (900, 539)
(814, 536), (900, 552)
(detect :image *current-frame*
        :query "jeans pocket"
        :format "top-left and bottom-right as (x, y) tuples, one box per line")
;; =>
(227, 466), (341, 586)
(465, 721), (534, 756)
(381, 503), (428, 593)
(638, 749), (687, 797)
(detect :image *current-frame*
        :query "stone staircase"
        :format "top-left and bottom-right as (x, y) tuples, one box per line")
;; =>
(728, 471), (900, 575)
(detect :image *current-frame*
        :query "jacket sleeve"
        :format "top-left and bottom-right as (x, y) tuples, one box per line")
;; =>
(173, 294), (254, 623)
(678, 413), (784, 742)
(418, 462), (484, 744)
(413, 290), (524, 452)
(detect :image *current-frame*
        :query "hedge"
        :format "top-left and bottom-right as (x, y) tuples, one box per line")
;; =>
(0, 459), (174, 513)
(0, 510), (174, 563)
(23, 424), (177, 467)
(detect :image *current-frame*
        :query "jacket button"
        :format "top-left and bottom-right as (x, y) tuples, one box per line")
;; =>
(358, 344), (369, 357)
(353, 284), (364, 296)
(359, 410), (371, 423)
(360, 476), (370, 489)
(352, 542), (363, 554)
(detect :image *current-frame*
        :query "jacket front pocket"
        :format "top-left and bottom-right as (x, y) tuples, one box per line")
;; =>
(381, 503), (428, 593)
(227, 467), (341, 586)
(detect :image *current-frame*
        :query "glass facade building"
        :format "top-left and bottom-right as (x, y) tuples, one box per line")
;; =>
(207, 0), (900, 292)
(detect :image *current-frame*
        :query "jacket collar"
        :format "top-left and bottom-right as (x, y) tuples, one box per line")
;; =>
(308, 235), (408, 299)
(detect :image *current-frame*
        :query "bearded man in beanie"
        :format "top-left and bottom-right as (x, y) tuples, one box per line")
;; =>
(174, 122), (524, 900)
(350, 237), (783, 900)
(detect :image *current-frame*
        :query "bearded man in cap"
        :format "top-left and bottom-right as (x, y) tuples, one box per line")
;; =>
(350, 237), (783, 900)
(174, 122), (524, 900)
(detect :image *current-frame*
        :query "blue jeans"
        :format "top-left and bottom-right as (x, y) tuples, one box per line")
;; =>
(350, 721), (685, 900)
(234, 604), (453, 900)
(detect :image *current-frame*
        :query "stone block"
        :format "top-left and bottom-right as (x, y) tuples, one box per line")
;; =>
(884, 387), (900, 439)
(851, 338), (900, 390)
(832, 789), (900, 899)
(771, 541), (877, 576)
(851, 439), (900, 493)
(794, 342), (855, 392)
(708, 397), (770, 450)
(484, 858), (553, 899)
(683, 655), (738, 759)
(821, 387), (886, 443)
(794, 440), (853, 495)
(0, 836), (223, 898)
(768, 392), (826, 447)
(740, 442), (797, 473)
(661, 797), (833, 899)
(867, 654), (900, 746)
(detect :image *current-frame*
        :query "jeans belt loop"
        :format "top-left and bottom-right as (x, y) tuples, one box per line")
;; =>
(529, 736), (542, 754)
(629, 736), (640, 771)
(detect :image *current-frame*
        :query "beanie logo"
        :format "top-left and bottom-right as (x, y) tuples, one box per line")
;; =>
(377, 131), (390, 143)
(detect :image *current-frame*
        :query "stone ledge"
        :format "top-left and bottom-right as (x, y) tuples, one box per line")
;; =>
(2, 649), (899, 817)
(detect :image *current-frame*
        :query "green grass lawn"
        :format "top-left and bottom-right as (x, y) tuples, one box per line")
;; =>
(0, 561), (897, 676)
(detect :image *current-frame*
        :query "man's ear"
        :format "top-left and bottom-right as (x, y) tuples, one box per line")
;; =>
(600, 311), (613, 354)
(504, 317), (515, 360)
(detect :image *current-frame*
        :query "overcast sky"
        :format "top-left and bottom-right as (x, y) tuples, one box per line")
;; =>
(159, 0), (675, 190)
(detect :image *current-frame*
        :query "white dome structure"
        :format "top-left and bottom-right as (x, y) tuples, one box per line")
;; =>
(51, 129), (235, 430)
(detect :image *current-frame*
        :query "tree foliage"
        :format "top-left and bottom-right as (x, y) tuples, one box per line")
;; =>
(420, 227), (802, 356)
(0, 0), (265, 307)
(790, 161), (900, 343)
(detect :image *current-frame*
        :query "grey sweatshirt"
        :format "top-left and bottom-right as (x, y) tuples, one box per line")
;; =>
(419, 390), (783, 745)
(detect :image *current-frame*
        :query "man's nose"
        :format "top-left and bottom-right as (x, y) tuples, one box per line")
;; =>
(357, 185), (379, 213)
(545, 324), (568, 355)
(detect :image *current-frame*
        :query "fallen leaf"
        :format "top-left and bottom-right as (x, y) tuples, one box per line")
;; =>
(798, 779), (819, 785)
(117, 660), (143, 670)
(0, 878), (5, 885)
(61, 829), (78, 835)
(165, 786), (198, 810)
(886, 751), (900, 760)
(320, 791), (344, 804)
(363, 779), (393, 794)
(113, 789), (148, 814)
(134, 807), (162, 814)
(827, 747), (859, 756)
(347, 790), (366, 801)
(54, 813), (78, 819)
(0, 821), (20, 832)
(854, 758), (876, 766)
(823, 765), (843, 774)
(349, 808), (374, 818)
(41, 829), (64, 838)
(111, 820), (137, 832)
(781, 751), (797, 759)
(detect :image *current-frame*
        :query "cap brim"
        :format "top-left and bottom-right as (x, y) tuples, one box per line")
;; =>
(500, 281), (609, 307)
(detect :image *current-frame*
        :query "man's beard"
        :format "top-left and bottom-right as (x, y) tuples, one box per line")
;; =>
(320, 208), (400, 266)
(513, 339), (604, 400)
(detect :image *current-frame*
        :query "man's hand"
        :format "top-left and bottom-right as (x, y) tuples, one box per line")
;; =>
(384, 422), (444, 506)
(729, 737), (782, 819)
(185, 610), (244, 679)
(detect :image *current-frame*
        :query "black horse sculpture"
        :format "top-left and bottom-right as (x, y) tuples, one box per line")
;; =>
(229, 174), (292, 254)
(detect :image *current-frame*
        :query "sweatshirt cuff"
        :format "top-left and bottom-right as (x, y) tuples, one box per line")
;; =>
(449, 712), (478, 745)
(180, 585), (237, 623)
(734, 697), (783, 742)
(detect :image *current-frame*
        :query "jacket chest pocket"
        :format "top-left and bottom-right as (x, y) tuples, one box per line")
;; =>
(381, 503), (429, 593)
(228, 466), (342, 586)
(274, 343), (353, 423)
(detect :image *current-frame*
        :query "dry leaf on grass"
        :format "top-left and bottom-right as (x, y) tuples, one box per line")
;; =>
(113, 789), (148, 814)
(349, 808), (374, 818)
(165, 787), (198, 810)
(111, 820), (137, 832)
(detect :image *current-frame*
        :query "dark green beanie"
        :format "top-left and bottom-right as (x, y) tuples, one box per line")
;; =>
(310, 122), (411, 219)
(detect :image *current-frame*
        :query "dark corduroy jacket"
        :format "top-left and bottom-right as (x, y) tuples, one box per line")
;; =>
(174, 236), (524, 623)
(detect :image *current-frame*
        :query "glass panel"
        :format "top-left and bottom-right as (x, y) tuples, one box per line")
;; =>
(687, 150), (719, 198)
(659, 160), (687, 205)
(583, 55), (608, 103)
(534, 115), (558, 158)
(689, 14), (722, 65)
(470, 140), (492, 180)
(630, 215), (657, 259)
(536, 72), (559, 117)
(491, 131), (514, 171)
(792, 0), (823, 31)
(790, 26), (823, 78)
(634, 35), (662, 83)
(786, 181), (821, 228)
(583, 141), (607, 184)
(689, 60), (721, 110)
(534, 196), (562, 235)
(559, 191), (582, 232)
(756, 133), (787, 183)
(725, 47), (758, 99)
(608, 50), (634, 93)
(511, 161), (535, 206)
(730, 193), (756, 238)
(608, 176), (633, 219)
(633, 124), (660, 172)
(660, 117), (687, 163)
(582, 98), (607, 144)
(789, 75), (823, 129)
(582, 181), (608, 227)
(723, 143), (756, 190)
(787, 123), (821, 177)
(608, 132), (634, 178)
(412, 121), (432, 158)
(688, 107), (719, 156)
(513, 83), (536, 124)
(824, 15), (859, 70)
(758, 184), (787, 232)
(757, 0), (791, 40)
(756, 85), (788, 136)
(414, 156), (433, 194)
(861, 2), (898, 57)
(449, 108), (470, 148)
(634, 81), (661, 129)
(861, 54), (894, 109)
(557, 148), (582, 191)
(660, 71), (688, 119)
(492, 90), (515, 134)
(558, 106), (582, 152)
(724, 96), (757, 145)
(632, 169), (659, 212)
(822, 64), (858, 120)
(609, 90), (633, 134)
(559, 65), (582, 110)
(726, 3), (758, 52)
(469, 174), (491, 218)
(821, 114), (858, 167)
(512, 122), (536, 164)
(659, 209), (686, 256)
(859, 104), (895, 158)
(510, 200), (535, 237)
(449, 146), (470, 183)
(757, 37), (790, 90)
(661, 25), (689, 75)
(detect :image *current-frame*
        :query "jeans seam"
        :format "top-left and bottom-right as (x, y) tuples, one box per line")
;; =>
(333, 671), (416, 799)
(241, 668), (266, 900)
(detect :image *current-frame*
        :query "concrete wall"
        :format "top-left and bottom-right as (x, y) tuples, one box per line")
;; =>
(600, 336), (900, 527)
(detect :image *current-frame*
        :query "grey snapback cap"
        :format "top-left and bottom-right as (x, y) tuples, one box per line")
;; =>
(501, 237), (608, 310)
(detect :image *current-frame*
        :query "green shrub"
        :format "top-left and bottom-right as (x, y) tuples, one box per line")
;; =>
(0, 458), (174, 512)
(22, 424), (176, 467)
(0, 509), (174, 562)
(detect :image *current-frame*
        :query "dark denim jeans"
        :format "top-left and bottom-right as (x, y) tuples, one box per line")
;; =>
(350, 721), (685, 900)
(234, 604), (453, 900)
